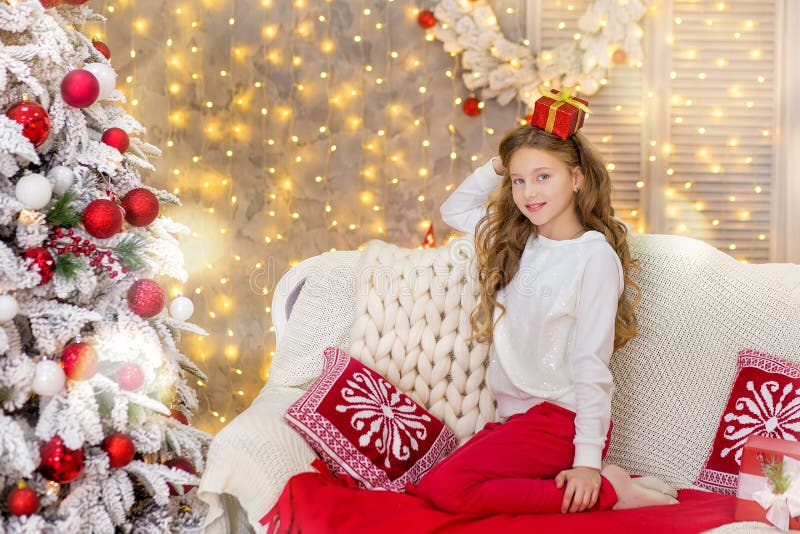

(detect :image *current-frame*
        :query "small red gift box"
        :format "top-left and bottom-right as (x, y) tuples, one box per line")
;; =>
(735, 434), (800, 530)
(530, 87), (589, 140)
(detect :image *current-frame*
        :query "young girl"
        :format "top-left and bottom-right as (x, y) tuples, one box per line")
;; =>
(407, 117), (680, 516)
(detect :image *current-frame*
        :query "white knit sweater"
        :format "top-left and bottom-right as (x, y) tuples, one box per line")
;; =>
(440, 158), (624, 469)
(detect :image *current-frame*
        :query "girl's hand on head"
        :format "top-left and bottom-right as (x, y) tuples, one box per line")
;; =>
(554, 466), (601, 513)
(491, 156), (505, 175)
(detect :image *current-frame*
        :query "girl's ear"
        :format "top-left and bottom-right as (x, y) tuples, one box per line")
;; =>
(572, 166), (585, 191)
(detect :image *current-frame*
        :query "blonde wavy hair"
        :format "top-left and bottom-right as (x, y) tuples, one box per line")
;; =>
(465, 125), (642, 354)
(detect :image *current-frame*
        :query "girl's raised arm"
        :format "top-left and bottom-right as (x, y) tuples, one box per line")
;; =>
(440, 157), (504, 234)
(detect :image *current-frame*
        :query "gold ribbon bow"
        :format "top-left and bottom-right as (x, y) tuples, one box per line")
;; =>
(537, 86), (590, 134)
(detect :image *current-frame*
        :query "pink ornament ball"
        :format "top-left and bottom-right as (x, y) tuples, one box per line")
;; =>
(116, 362), (145, 391)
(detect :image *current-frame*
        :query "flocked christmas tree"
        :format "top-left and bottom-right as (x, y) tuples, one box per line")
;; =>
(1, 0), (212, 531)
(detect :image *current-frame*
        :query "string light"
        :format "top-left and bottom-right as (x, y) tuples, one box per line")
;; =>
(94, 1), (775, 432)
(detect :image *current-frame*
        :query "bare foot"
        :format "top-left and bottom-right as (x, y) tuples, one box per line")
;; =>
(600, 464), (679, 510)
(631, 475), (679, 499)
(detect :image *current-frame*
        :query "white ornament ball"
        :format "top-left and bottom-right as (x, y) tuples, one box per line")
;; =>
(0, 294), (18, 321)
(169, 296), (194, 322)
(83, 63), (117, 100)
(579, 76), (600, 96)
(15, 173), (53, 210)
(32, 360), (66, 396)
(47, 166), (75, 195)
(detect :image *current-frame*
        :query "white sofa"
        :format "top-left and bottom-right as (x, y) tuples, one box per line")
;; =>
(198, 232), (800, 534)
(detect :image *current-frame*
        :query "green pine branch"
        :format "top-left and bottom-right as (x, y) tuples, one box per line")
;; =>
(760, 452), (792, 494)
(111, 235), (148, 271)
(46, 192), (81, 228)
(54, 253), (82, 281)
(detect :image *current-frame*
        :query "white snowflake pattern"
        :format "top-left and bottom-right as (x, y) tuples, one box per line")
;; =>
(336, 371), (431, 469)
(721, 379), (800, 465)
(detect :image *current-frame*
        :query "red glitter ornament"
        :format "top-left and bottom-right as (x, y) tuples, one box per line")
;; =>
(7, 484), (38, 517)
(120, 188), (159, 226)
(101, 127), (130, 154)
(92, 39), (111, 60)
(127, 279), (165, 318)
(23, 247), (55, 285)
(164, 457), (197, 495)
(170, 408), (188, 425)
(39, 0), (61, 7)
(82, 199), (123, 239)
(60, 342), (99, 381)
(38, 436), (85, 484)
(63, 0), (90, 4)
(417, 10), (436, 29)
(5, 101), (50, 147)
(60, 69), (99, 108)
(462, 97), (483, 116)
(101, 433), (135, 468)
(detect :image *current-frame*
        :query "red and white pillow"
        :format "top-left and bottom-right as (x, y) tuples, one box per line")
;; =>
(695, 348), (800, 494)
(285, 346), (458, 492)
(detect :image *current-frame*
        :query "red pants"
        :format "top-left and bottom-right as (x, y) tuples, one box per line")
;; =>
(408, 401), (618, 515)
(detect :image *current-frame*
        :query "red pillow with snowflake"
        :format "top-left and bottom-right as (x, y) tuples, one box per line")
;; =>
(285, 346), (458, 492)
(695, 349), (800, 494)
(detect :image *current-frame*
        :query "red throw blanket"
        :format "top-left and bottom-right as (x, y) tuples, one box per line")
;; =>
(261, 459), (738, 534)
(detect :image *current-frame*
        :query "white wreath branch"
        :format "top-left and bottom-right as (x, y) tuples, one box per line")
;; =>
(429, 0), (655, 106)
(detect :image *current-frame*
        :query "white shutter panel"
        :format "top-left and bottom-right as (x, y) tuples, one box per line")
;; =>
(533, 0), (778, 262)
(664, 0), (777, 263)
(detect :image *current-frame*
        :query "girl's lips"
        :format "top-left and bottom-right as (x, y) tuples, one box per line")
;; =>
(526, 202), (546, 212)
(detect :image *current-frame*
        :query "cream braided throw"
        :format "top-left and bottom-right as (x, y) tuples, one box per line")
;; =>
(346, 237), (495, 445)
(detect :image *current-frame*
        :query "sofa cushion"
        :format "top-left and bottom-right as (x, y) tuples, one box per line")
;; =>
(695, 348), (800, 494)
(285, 346), (458, 492)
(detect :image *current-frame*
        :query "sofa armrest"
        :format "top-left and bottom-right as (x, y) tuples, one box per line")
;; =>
(198, 385), (318, 534)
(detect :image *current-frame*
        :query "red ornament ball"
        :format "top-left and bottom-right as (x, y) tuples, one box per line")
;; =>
(24, 247), (55, 285)
(60, 342), (99, 381)
(60, 69), (99, 108)
(101, 127), (130, 154)
(121, 188), (159, 226)
(462, 97), (483, 117)
(164, 457), (197, 495)
(7, 486), (39, 517)
(127, 279), (165, 318)
(63, 0), (90, 4)
(38, 436), (85, 484)
(612, 49), (627, 65)
(170, 408), (188, 425)
(417, 10), (436, 29)
(92, 40), (111, 60)
(101, 433), (135, 468)
(5, 101), (50, 147)
(82, 199), (123, 239)
(39, 0), (61, 7)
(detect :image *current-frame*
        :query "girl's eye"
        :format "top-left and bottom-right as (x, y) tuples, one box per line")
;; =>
(538, 174), (550, 181)
(513, 178), (523, 185)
